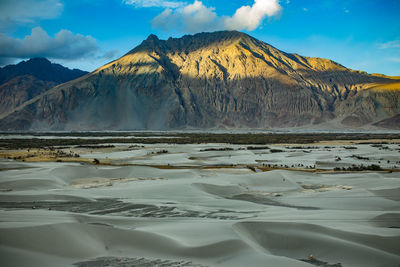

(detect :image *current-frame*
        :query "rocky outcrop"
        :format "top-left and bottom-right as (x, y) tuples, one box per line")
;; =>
(0, 31), (399, 130)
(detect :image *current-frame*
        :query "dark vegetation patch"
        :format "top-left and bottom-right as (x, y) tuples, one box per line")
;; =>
(246, 146), (270, 150)
(6, 149), (79, 160)
(247, 165), (257, 172)
(350, 155), (370, 160)
(200, 147), (234, 151)
(0, 132), (399, 149)
(148, 150), (169, 155)
(76, 145), (115, 149)
(370, 144), (384, 147)
(286, 146), (320, 149)
(270, 149), (284, 153)
(334, 164), (383, 171)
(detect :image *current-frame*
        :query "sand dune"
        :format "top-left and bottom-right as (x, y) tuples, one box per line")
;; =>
(233, 222), (400, 267)
(0, 142), (399, 266)
(0, 221), (312, 267)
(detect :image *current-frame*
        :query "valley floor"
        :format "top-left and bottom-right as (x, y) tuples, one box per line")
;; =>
(0, 133), (399, 266)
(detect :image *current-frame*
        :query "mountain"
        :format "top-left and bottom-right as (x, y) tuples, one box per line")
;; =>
(0, 58), (88, 117)
(0, 58), (88, 84)
(0, 31), (399, 131)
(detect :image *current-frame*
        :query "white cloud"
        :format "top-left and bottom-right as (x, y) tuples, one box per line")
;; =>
(380, 40), (400, 49)
(0, 0), (63, 29)
(123, 0), (185, 8)
(151, 0), (282, 33)
(152, 1), (220, 33)
(0, 27), (99, 60)
(225, 0), (282, 31)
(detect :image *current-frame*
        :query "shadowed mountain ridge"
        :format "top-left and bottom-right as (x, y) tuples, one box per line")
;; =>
(0, 58), (88, 84)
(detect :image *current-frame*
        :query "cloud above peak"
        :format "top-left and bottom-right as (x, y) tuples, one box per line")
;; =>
(0, 27), (99, 60)
(130, 0), (282, 33)
(123, 0), (186, 9)
(152, 1), (220, 33)
(225, 0), (282, 31)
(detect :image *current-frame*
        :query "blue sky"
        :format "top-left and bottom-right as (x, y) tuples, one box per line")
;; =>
(0, 0), (399, 75)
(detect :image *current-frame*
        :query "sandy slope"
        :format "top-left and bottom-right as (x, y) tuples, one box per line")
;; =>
(0, 143), (399, 267)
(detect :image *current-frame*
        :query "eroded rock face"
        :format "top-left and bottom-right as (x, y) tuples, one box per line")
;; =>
(0, 58), (88, 121)
(1, 31), (399, 130)
(373, 114), (400, 130)
(0, 75), (56, 115)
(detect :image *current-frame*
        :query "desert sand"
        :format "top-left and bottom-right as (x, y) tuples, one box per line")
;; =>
(0, 139), (399, 266)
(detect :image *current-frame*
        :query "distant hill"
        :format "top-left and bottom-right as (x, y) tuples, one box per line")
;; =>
(0, 58), (88, 117)
(0, 58), (88, 84)
(0, 31), (399, 131)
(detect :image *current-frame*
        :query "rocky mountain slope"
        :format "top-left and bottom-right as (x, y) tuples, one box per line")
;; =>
(0, 58), (88, 117)
(0, 75), (56, 115)
(0, 31), (399, 130)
